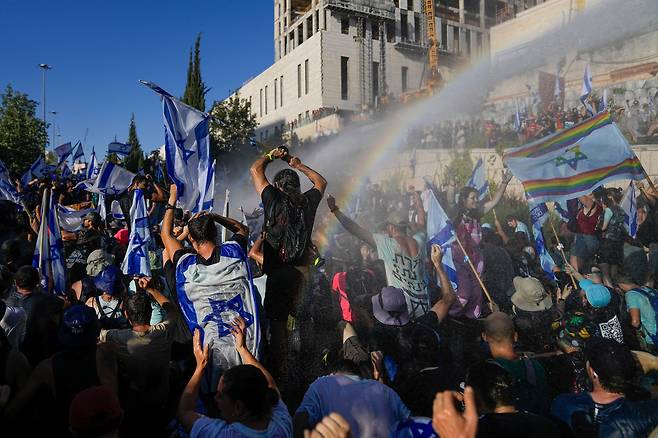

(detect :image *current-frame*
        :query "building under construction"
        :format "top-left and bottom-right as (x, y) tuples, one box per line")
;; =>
(231, 0), (524, 141)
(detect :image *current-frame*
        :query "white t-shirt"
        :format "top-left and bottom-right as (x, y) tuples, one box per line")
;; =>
(191, 399), (292, 438)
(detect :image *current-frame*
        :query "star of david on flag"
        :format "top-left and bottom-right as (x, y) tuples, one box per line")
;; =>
(33, 189), (66, 295)
(121, 189), (152, 276)
(202, 294), (254, 337)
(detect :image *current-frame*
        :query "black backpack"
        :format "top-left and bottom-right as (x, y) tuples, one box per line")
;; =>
(265, 193), (309, 264)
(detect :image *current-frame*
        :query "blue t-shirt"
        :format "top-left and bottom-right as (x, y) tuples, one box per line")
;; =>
(625, 287), (657, 345)
(296, 374), (410, 438)
(191, 399), (292, 438)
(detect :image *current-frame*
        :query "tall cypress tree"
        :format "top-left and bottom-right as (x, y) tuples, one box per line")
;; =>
(182, 34), (208, 112)
(124, 113), (144, 173)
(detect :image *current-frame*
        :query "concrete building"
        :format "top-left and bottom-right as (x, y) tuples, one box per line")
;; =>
(486, 0), (658, 119)
(228, 0), (517, 142)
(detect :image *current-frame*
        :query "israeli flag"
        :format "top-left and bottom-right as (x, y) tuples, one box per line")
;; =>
(142, 81), (210, 212)
(529, 202), (557, 280)
(87, 148), (98, 180)
(108, 142), (132, 156)
(21, 155), (55, 186)
(466, 158), (489, 201)
(98, 192), (107, 221)
(60, 164), (72, 178)
(175, 241), (260, 391)
(154, 158), (165, 184)
(600, 88), (608, 112)
(201, 159), (216, 211)
(580, 63), (594, 116)
(424, 187), (459, 291)
(514, 100), (522, 133)
(553, 200), (571, 222)
(121, 189), (151, 276)
(0, 160), (21, 205)
(620, 182), (638, 238)
(111, 200), (125, 220)
(87, 162), (135, 195)
(57, 205), (96, 232)
(54, 142), (72, 165)
(32, 189), (66, 295)
(72, 141), (85, 163)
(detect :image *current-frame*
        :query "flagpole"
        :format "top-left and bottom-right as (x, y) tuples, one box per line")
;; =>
(548, 220), (578, 289)
(453, 235), (498, 312)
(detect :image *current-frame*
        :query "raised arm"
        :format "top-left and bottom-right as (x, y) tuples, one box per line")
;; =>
(177, 329), (208, 432)
(483, 169), (513, 214)
(430, 245), (457, 322)
(289, 157), (327, 195)
(327, 195), (375, 248)
(230, 316), (277, 392)
(209, 212), (248, 237)
(250, 148), (287, 196)
(161, 184), (184, 260)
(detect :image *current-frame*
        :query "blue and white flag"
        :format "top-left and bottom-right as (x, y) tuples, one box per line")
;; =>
(87, 148), (98, 180)
(175, 240), (260, 391)
(529, 202), (557, 280)
(98, 192), (107, 221)
(21, 155), (55, 186)
(580, 63), (594, 116)
(599, 88), (608, 112)
(143, 81), (210, 212)
(57, 205), (96, 232)
(425, 187), (459, 291)
(111, 200), (125, 220)
(54, 142), (72, 165)
(620, 181), (638, 238)
(60, 164), (72, 178)
(553, 200), (571, 223)
(108, 142), (132, 156)
(72, 141), (85, 163)
(32, 189), (66, 295)
(86, 162), (135, 195)
(0, 160), (21, 205)
(121, 189), (151, 276)
(154, 158), (165, 184)
(201, 159), (215, 211)
(514, 100), (522, 133)
(466, 158), (489, 201)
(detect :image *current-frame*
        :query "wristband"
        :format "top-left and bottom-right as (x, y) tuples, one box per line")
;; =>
(165, 203), (176, 210)
(264, 151), (275, 161)
(330, 207), (339, 213)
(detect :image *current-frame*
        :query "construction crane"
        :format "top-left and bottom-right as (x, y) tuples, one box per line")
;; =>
(399, 0), (441, 104)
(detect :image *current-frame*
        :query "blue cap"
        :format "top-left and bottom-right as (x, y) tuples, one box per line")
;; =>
(93, 266), (121, 295)
(580, 279), (611, 308)
(58, 304), (100, 348)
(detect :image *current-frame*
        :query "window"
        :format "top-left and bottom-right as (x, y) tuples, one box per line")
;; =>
(400, 12), (408, 40)
(386, 21), (395, 42)
(284, 37), (288, 55)
(372, 22), (379, 40)
(274, 78), (278, 109)
(453, 27), (460, 52)
(441, 23), (447, 49)
(304, 59), (309, 95)
(401, 66), (408, 92)
(265, 85), (268, 114)
(278, 41), (281, 59)
(465, 30), (471, 55)
(414, 15), (421, 42)
(305, 110), (310, 120)
(297, 64), (302, 98)
(323, 9), (327, 30)
(259, 88), (263, 117)
(307, 16), (313, 37)
(341, 56), (349, 100)
(298, 26), (303, 45)
(315, 10), (319, 32)
(280, 75), (284, 106)
(407, 0), (414, 11)
(341, 17), (349, 34)
(278, 2), (281, 17)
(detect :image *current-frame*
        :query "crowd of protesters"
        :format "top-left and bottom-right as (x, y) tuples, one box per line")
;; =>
(0, 140), (658, 438)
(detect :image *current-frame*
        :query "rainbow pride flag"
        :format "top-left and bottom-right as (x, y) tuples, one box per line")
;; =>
(504, 112), (644, 203)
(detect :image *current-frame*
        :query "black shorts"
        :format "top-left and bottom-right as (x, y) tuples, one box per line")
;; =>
(264, 265), (305, 321)
(598, 239), (624, 265)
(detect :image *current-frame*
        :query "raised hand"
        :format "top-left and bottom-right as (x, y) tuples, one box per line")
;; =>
(432, 387), (478, 438)
(229, 316), (247, 351)
(192, 328), (209, 371)
(327, 195), (337, 212)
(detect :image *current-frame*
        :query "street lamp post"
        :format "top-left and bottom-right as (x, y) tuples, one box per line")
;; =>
(39, 64), (53, 145)
(49, 111), (58, 150)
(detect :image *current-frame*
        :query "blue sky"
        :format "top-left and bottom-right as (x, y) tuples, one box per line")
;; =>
(0, 0), (273, 156)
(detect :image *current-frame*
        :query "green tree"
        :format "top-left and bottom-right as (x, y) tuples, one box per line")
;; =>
(0, 85), (48, 174)
(445, 150), (474, 187)
(182, 34), (209, 112)
(209, 94), (258, 153)
(124, 114), (144, 173)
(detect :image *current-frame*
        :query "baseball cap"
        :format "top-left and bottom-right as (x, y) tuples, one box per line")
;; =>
(371, 286), (410, 326)
(93, 266), (121, 296)
(58, 304), (100, 348)
(579, 279), (611, 308)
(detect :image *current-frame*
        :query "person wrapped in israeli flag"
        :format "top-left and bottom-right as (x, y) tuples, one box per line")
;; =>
(466, 158), (489, 201)
(142, 80), (210, 212)
(121, 189), (151, 277)
(160, 184), (259, 392)
(33, 189), (66, 295)
(424, 185), (459, 291)
(529, 202), (557, 281)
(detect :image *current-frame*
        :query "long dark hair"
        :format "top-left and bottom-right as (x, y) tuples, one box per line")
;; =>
(273, 169), (303, 204)
(454, 186), (482, 222)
